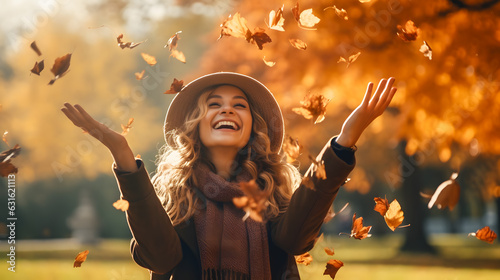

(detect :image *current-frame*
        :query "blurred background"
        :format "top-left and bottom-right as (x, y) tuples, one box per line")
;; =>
(1, 0), (499, 279)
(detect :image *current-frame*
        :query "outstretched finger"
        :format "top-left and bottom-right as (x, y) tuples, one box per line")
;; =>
(361, 82), (374, 107)
(61, 103), (87, 129)
(378, 78), (396, 107)
(382, 87), (397, 109)
(74, 104), (98, 125)
(368, 79), (387, 109)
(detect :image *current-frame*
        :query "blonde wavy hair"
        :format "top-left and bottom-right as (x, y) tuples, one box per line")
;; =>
(151, 85), (301, 226)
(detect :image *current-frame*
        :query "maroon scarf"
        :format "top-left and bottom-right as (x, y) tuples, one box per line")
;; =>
(193, 165), (271, 280)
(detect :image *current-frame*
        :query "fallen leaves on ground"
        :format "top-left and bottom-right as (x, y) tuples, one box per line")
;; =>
(49, 53), (72, 85)
(397, 20), (420, 42)
(426, 172), (460, 210)
(232, 179), (271, 222)
(164, 78), (184, 94)
(323, 259), (344, 279)
(73, 250), (89, 268)
(295, 252), (313, 265)
(112, 199), (130, 212)
(292, 94), (331, 124)
(468, 226), (497, 244)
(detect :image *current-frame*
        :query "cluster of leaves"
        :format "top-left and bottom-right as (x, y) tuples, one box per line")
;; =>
(29, 41), (72, 85)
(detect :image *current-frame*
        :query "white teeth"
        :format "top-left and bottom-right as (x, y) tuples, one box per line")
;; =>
(214, 121), (237, 129)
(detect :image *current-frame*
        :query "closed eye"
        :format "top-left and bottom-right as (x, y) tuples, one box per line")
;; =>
(234, 103), (247, 108)
(208, 102), (221, 108)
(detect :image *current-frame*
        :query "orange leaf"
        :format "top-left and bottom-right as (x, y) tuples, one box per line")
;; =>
(0, 144), (21, 177)
(30, 60), (45, 76)
(292, 94), (330, 124)
(298, 8), (320, 30)
(121, 118), (134, 135)
(141, 53), (157, 66)
(266, 5), (285, 31)
(324, 247), (335, 256)
(219, 13), (251, 41)
(323, 259), (344, 279)
(419, 41), (432, 60)
(135, 70), (146, 80)
(262, 56), (276, 67)
(295, 252), (313, 266)
(164, 78), (184, 94)
(397, 20), (420, 42)
(30, 41), (42, 56)
(2, 131), (9, 147)
(249, 27), (272, 50)
(337, 52), (361, 68)
(165, 31), (182, 51)
(308, 155), (326, 180)
(283, 136), (303, 163)
(289, 38), (307, 50)
(49, 53), (72, 85)
(117, 34), (146, 49)
(170, 49), (186, 63)
(427, 173), (460, 210)
(112, 199), (130, 212)
(373, 196), (389, 216)
(469, 226), (497, 244)
(325, 5), (348, 20)
(232, 179), (271, 222)
(384, 199), (405, 231)
(73, 250), (89, 268)
(350, 213), (372, 240)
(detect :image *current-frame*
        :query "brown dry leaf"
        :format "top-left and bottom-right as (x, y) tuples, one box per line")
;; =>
(325, 6), (348, 20)
(112, 199), (130, 212)
(30, 41), (42, 56)
(164, 78), (184, 94)
(266, 5), (285, 31)
(419, 41), (432, 60)
(292, 94), (331, 124)
(117, 34), (146, 49)
(384, 199), (405, 231)
(219, 13), (271, 50)
(2, 131), (9, 147)
(373, 196), (389, 216)
(232, 179), (271, 222)
(170, 49), (186, 63)
(427, 173), (460, 210)
(323, 259), (344, 279)
(283, 136), (303, 163)
(249, 27), (272, 50)
(73, 250), (89, 268)
(289, 38), (307, 50)
(30, 60), (44, 76)
(308, 155), (326, 180)
(135, 70), (146, 80)
(49, 53), (72, 85)
(469, 226), (497, 244)
(295, 252), (313, 266)
(0, 144), (21, 177)
(397, 20), (420, 42)
(263, 56), (276, 67)
(121, 118), (134, 135)
(324, 247), (335, 256)
(337, 52), (361, 68)
(141, 53), (157, 66)
(350, 213), (372, 240)
(165, 31), (182, 51)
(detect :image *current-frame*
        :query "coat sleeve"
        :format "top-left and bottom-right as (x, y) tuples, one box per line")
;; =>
(113, 159), (182, 274)
(270, 137), (355, 255)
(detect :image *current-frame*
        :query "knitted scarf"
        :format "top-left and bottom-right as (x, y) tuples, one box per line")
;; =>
(193, 164), (272, 280)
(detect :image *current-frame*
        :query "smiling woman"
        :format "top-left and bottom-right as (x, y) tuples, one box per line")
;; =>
(60, 71), (396, 280)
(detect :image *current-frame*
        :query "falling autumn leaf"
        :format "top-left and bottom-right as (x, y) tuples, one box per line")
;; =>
(30, 60), (44, 75)
(324, 5), (348, 21)
(1, 144), (21, 177)
(266, 5), (285, 31)
(468, 226), (497, 244)
(141, 53), (157, 66)
(49, 53), (72, 85)
(295, 252), (313, 266)
(263, 56), (276, 67)
(323, 259), (344, 279)
(337, 52), (361, 68)
(308, 155), (326, 180)
(30, 41), (42, 56)
(249, 27), (272, 50)
(165, 31), (182, 51)
(397, 20), (420, 42)
(373, 196), (389, 216)
(135, 70), (146, 80)
(348, 213), (372, 240)
(324, 247), (335, 256)
(112, 199), (130, 212)
(121, 118), (134, 135)
(117, 34), (146, 49)
(164, 78), (184, 94)
(219, 13), (272, 50)
(2, 131), (9, 146)
(292, 2), (320, 30)
(73, 250), (89, 268)
(419, 41), (432, 60)
(232, 179), (271, 222)
(170, 49), (186, 63)
(427, 172), (460, 210)
(283, 136), (303, 162)
(289, 38), (307, 50)
(292, 94), (331, 124)
(384, 199), (405, 231)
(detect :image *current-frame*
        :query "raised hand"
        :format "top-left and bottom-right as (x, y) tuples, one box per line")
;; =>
(336, 77), (397, 148)
(61, 103), (138, 172)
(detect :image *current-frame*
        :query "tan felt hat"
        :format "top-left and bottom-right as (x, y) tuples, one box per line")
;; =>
(164, 72), (284, 152)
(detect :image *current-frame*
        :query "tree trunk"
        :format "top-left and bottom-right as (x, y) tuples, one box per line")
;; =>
(398, 140), (436, 253)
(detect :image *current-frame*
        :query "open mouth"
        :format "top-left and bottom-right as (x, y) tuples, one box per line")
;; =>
(213, 120), (239, 130)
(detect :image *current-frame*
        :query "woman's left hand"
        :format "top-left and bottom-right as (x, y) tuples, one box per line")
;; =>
(336, 77), (397, 148)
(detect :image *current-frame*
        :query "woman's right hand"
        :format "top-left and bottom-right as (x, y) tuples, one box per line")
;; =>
(61, 103), (138, 172)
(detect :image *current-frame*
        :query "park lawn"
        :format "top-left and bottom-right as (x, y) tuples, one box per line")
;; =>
(1, 235), (499, 280)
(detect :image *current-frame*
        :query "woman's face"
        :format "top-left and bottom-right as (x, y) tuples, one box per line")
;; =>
(199, 85), (253, 153)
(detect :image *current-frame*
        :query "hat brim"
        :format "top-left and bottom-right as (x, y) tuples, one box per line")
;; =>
(164, 72), (284, 153)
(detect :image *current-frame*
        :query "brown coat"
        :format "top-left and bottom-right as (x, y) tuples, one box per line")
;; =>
(113, 138), (355, 279)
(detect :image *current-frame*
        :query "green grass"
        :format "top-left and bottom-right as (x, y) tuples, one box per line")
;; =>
(1, 235), (499, 279)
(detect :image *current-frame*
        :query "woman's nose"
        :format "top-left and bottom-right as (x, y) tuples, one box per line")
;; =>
(220, 105), (235, 114)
